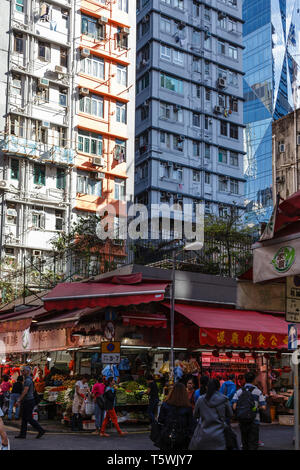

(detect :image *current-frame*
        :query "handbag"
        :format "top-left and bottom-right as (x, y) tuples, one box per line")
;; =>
(96, 395), (106, 410)
(215, 405), (239, 450)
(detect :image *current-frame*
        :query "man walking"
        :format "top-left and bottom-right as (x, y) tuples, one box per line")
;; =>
(232, 372), (266, 450)
(15, 366), (46, 439)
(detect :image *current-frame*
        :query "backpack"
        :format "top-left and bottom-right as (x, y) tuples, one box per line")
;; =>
(236, 386), (256, 423)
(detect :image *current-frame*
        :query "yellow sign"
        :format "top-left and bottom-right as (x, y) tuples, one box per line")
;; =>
(101, 341), (121, 354)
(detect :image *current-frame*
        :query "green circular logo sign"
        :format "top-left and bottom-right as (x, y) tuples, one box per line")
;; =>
(271, 246), (296, 273)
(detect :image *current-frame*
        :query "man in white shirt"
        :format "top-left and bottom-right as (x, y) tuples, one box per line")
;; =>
(0, 407), (9, 450)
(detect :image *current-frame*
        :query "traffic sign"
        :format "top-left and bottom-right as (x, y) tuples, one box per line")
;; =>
(101, 341), (121, 354)
(101, 353), (121, 364)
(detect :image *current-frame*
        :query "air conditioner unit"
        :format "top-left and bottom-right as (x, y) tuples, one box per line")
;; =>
(79, 87), (89, 96)
(55, 65), (66, 74)
(166, 192), (172, 198)
(81, 48), (90, 58)
(218, 12), (227, 20)
(214, 105), (223, 114)
(279, 143), (285, 153)
(96, 172), (105, 179)
(276, 175), (285, 184)
(297, 135), (300, 145)
(122, 27), (130, 35)
(173, 105), (180, 112)
(38, 78), (49, 88)
(177, 21), (186, 30)
(0, 181), (8, 189)
(217, 77), (227, 88)
(93, 157), (105, 167)
(33, 250), (42, 257)
(167, 161), (173, 167)
(41, 121), (50, 129)
(179, 135), (185, 141)
(99, 16), (108, 23)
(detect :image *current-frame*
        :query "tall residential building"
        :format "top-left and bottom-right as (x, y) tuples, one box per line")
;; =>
(272, 109), (300, 201)
(0, 0), (135, 281)
(243, 0), (300, 224)
(135, 0), (245, 239)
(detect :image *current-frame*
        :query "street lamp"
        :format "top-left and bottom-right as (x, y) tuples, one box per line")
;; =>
(170, 240), (203, 383)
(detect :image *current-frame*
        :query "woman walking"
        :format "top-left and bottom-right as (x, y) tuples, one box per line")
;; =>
(189, 379), (233, 450)
(100, 377), (127, 437)
(156, 382), (194, 451)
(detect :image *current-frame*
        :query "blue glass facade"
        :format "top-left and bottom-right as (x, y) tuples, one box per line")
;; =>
(243, 0), (300, 224)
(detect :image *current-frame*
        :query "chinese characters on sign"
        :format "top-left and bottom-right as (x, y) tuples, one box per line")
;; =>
(286, 276), (300, 323)
(199, 328), (288, 349)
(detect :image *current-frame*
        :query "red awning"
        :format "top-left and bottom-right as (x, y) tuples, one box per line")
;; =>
(42, 282), (169, 311)
(122, 312), (167, 328)
(167, 304), (290, 350)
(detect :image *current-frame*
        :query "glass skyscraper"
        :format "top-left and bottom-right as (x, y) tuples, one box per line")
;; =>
(243, 0), (300, 224)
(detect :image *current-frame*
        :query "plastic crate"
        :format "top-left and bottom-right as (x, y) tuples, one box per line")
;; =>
(279, 415), (294, 426)
(82, 420), (96, 430)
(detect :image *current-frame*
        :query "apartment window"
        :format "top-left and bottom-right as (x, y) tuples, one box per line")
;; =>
(218, 40), (226, 55)
(204, 116), (209, 130)
(141, 102), (149, 120)
(39, 2), (51, 21)
(220, 121), (227, 136)
(228, 45), (238, 60)
(173, 50), (184, 66)
(204, 61), (210, 75)
(10, 115), (24, 137)
(136, 72), (149, 93)
(14, 34), (23, 53)
(78, 130), (103, 156)
(229, 96), (238, 112)
(218, 67), (227, 80)
(114, 178), (126, 201)
(79, 94), (104, 118)
(218, 176), (228, 192)
(81, 55), (104, 79)
(219, 205), (229, 218)
(117, 64), (127, 86)
(174, 135), (184, 151)
(228, 19), (237, 32)
(31, 121), (48, 144)
(205, 172), (211, 184)
(193, 113), (200, 127)
(229, 123), (238, 139)
(228, 71), (238, 86)
(218, 148), (227, 164)
(60, 48), (68, 68)
(35, 79), (49, 102)
(81, 14), (104, 40)
(204, 35), (211, 50)
(54, 126), (67, 148)
(118, 0), (128, 12)
(193, 170), (200, 182)
(160, 17), (171, 34)
(193, 141), (200, 157)
(57, 88), (67, 107)
(160, 45), (171, 61)
(56, 168), (66, 190)
(160, 162), (170, 179)
(55, 210), (64, 231)
(116, 102), (127, 123)
(38, 42), (51, 61)
(196, 85), (201, 98)
(174, 105), (183, 122)
(34, 164), (46, 185)
(205, 89), (211, 101)
(230, 151), (239, 166)
(11, 159), (19, 180)
(32, 210), (45, 229)
(230, 179), (239, 194)
(192, 30), (201, 45)
(16, 0), (24, 12)
(204, 6), (210, 20)
(160, 73), (183, 94)
(11, 74), (22, 96)
(117, 28), (128, 49)
(173, 165), (183, 181)
(115, 139), (126, 162)
(160, 102), (171, 119)
(174, 0), (184, 9)
(77, 173), (102, 196)
(205, 144), (210, 159)
(193, 57), (201, 72)
(193, 1), (200, 16)
(160, 131), (171, 148)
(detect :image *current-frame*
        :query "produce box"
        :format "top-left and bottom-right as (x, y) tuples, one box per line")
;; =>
(279, 415), (294, 426)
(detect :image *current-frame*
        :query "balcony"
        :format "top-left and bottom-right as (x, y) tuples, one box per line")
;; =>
(0, 135), (75, 165)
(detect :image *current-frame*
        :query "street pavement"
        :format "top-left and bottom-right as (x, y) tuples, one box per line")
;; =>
(4, 424), (295, 451)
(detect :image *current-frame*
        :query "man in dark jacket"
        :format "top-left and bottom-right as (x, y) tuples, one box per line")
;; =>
(146, 375), (159, 424)
(15, 366), (46, 439)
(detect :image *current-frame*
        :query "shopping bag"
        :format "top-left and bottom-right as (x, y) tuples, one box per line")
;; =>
(85, 400), (95, 416)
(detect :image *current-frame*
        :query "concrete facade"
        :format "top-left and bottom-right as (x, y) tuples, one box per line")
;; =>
(135, 0), (245, 236)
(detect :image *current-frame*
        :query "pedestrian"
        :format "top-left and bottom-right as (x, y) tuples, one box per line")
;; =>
(15, 366), (46, 439)
(220, 374), (237, 405)
(186, 377), (196, 409)
(0, 407), (9, 450)
(194, 375), (209, 403)
(232, 371), (266, 451)
(91, 376), (105, 435)
(0, 375), (11, 410)
(8, 376), (23, 421)
(100, 377), (128, 437)
(145, 375), (159, 425)
(156, 382), (193, 451)
(71, 375), (90, 431)
(189, 379), (233, 450)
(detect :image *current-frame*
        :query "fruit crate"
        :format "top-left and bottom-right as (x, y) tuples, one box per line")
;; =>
(279, 414), (294, 426)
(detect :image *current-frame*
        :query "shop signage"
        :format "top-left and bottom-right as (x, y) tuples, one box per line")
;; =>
(253, 237), (300, 283)
(0, 329), (67, 353)
(288, 324), (298, 350)
(200, 328), (289, 350)
(286, 276), (300, 323)
(201, 353), (255, 366)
